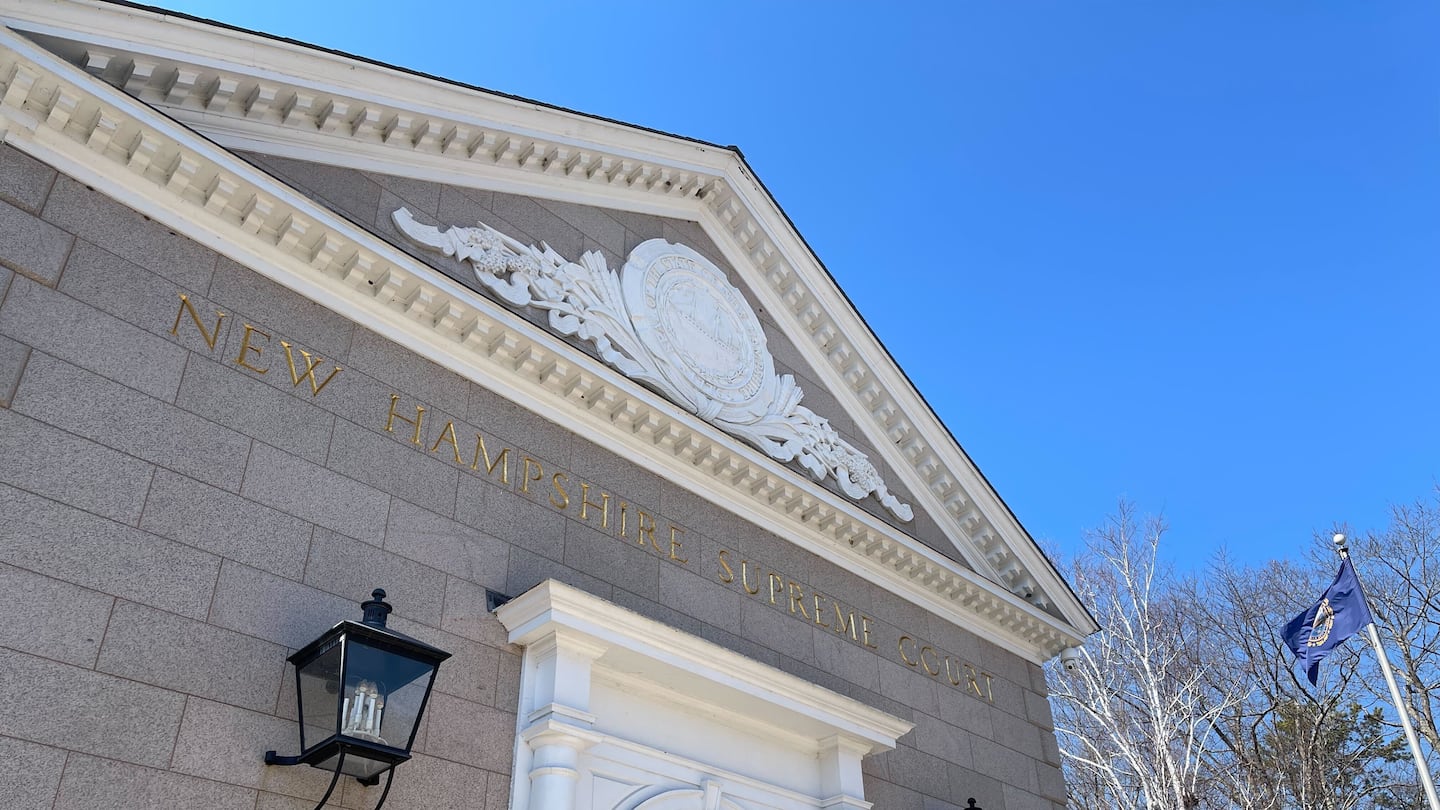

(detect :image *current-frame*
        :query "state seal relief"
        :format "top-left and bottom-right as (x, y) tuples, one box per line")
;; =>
(393, 207), (913, 522)
(622, 240), (776, 422)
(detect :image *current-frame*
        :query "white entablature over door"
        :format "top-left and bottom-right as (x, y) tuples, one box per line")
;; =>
(495, 581), (914, 810)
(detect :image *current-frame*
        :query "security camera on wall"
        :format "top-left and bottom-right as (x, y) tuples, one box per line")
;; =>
(1060, 647), (1083, 672)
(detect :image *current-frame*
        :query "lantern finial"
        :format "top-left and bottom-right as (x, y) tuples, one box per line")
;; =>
(361, 589), (391, 627)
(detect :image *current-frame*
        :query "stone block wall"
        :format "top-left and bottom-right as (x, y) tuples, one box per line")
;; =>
(0, 142), (1065, 809)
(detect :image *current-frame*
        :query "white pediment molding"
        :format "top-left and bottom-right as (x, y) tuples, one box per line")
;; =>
(0, 4), (1097, 656)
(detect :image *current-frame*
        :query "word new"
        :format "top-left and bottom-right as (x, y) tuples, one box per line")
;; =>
(170, 293), (342, 396)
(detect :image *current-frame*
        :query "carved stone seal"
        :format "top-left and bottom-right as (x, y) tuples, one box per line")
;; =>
(621, 241), (775, 422)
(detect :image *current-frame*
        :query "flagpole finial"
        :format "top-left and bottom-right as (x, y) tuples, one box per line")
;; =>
(1333, 533), (1349, 556)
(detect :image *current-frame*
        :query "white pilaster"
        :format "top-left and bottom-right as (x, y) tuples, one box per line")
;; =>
(817, 735), (876, 810)
(522, 721), (595, 810)
(517, 631), (606, 810)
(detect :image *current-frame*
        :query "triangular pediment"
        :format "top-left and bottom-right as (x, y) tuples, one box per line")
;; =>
(242, 152), (928, 530)
(0, 0), (1097, 659)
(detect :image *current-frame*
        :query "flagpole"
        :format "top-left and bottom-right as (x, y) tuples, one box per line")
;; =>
(1335, 533), (1440, 810)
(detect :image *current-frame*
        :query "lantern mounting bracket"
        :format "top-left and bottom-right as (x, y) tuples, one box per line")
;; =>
(263, 749), (396, 809)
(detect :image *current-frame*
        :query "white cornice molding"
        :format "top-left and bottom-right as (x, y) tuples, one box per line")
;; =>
(497, 579), (915, 751)
(0, 3), (1098, 656)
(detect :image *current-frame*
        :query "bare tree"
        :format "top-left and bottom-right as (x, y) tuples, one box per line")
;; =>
(1349, 492), (1440, 756)
(1049, 504), (1417, 810)
(1199, 556), (1414, 810)
(1047, 503), (1244, 810)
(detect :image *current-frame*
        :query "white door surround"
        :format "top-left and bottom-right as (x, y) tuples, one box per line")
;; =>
(496, 581), (914, 810)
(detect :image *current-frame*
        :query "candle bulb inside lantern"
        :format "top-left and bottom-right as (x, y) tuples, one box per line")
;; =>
(344, 680), (387, 745)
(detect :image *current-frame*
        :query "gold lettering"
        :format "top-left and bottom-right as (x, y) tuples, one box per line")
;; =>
(961, 662), (984, 700)
(384, 395), (425, 445)
(980, 670), (995, 702)
(580, 483), (610, 529)
(637, 510), (660, 551)
(717, 549), (735, 583)
(520, 457), (543, 494)
(768, 573), (784, 606)
(741, 560), (761, 595)
(280, 341), (342, 396)
(788, 581), (809, 618)
(429, 421), (463, 464)
(813, 593), (829, 628)
(170, 293), (226, 351)
(470, 436), (510, 483)
(898, 635), (919, 667)
(919, 645), (941, 676)
(861, 615), (878, 649)
(833, 604), (858, 639)
(234, 324), (271, 374)
(668, 526), (687, 564)
(945, 656), (965, 687)
(550, 472), (570, 510)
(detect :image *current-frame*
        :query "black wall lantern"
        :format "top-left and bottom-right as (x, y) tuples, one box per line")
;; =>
(266, 589), (451, 809)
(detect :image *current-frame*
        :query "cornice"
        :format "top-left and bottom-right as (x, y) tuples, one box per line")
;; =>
(0, 2), (1097, 657)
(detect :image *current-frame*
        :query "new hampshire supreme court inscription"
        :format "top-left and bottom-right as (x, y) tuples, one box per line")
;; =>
(168, 291), (995, 702)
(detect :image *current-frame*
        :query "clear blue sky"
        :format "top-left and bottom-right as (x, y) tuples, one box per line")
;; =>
(155, 1), (1439, 570)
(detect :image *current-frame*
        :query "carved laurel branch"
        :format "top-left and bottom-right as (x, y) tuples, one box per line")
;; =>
(392, 208), (914, 522)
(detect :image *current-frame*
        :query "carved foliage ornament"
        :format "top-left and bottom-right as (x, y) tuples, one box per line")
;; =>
(392, 208), (914, 522)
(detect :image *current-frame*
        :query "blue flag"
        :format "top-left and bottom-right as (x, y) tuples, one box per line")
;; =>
(1282, 558), (1374, 686)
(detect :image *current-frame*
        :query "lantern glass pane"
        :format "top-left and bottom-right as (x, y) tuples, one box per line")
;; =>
(312, 750), (394, 781)
(341, 639), (435, 752)
(296, 638), (344, 750)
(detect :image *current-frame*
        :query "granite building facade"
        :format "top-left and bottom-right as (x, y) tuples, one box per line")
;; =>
(0, 2), (1096, 808)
